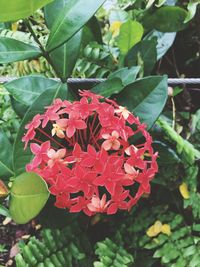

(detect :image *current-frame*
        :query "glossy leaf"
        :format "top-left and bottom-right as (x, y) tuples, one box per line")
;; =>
(9, 172), (49, 224)
(0, 130), (14, 178)
(115, 76), (168, 129)
(0, 37), (41, 63)
(46, 0), (105, 51)
(108, 66), (140, 86)
(50, 31), (82, 79)
(143, 6), (187, 32)
(0, 0), (53, 22)
(118, 20), (144, 55)
(92, 78), (123, 97)
(125, 40), (157, 76)
(5, 75), (63, 108)
(145, 30), (176, 60)
(13, 83), (67, 175)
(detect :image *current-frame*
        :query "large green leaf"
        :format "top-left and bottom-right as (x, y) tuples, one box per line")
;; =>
(9, 172), (49, 224)
(4, 76), (61, 108)
(92, 67), (140, 97)
(13, 83), (67, 175)
(118, 20), (144, 55)
(125, 40), (157, 76)
(0, 0), (53, 22)
(115, 76), (168, 129)
(46, 0), (105, 51)
(145, 30), (176, 60)
(44, 0), (82, 80)
(0, 130), (14, 178)
(143, 6), (187, 32)
(108, 66), (140, 86)
(0, 37), (41, 63)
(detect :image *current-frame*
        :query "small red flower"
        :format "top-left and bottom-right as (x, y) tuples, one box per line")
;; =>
(23, 90), (158, 216)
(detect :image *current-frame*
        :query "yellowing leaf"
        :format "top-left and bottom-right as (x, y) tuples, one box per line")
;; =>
(110, 21), (122, 37)
(146, 221), (162, 237)
(179, 182), (190, 199)
(0, 180), (9, 198)
(161, 224), (171, 236)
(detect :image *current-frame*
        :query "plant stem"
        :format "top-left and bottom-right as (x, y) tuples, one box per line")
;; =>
(24, 19), (78, 99)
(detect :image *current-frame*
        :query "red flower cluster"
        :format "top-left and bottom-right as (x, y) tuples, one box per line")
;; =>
(23, 90), (158, 216)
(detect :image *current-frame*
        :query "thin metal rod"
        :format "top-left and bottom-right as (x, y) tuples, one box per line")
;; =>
(1, 77), (200, 85)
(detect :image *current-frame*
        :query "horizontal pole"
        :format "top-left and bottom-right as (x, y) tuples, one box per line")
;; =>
(0, 77), (200, 85)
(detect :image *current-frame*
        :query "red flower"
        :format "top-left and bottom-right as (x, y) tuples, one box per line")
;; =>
(23, 90), (158, 216)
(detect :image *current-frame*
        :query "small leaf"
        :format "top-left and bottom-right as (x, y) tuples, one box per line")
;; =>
(118, 20), (144, 55)
(184, 1), (200, 23)
(161, 224), (171, 236)
(0, 37), (41, 63)
(179, 182), (190, 199)
(108, 66), (140, 86)
(92, 78), (123, 97)
(0, 205), (10, 217)
(9, 172), (50, 224)
(0, 0), (53, 22)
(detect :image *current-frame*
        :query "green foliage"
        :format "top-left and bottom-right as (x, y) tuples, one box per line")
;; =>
(118, 20), (144, 55)
(74, 42), (114, 78)
(0, 37), (41, 64)
(143, 6), (188, 32)
(115, 76), (168, 129)
(94, 238), (134, 267)
(140, 214), (200, 267)
(15, 226), (86, 267)
(0, 0), (53, 22)
(0, 129), (14, 179)
(9, 172), (50, 224)
(46, 0), (105, 51)
(157, 117), (200, 164)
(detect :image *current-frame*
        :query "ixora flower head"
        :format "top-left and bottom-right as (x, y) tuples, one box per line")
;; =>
(23, 90), (158, 216)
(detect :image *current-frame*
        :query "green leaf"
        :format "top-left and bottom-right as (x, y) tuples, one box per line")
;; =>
(5, 75), (62, 108)
(184, 1), (200, 23)
(0, 37), (41, 63)
(118, 20), (144, 55)
(108, 66), (140, 86)
(145, 30), (176, 60)
(115, 76), (168, 129)
(44, 0), (83, 79)
(92, 78), (123, 97)
(49, 32), (82, 80)
(82, 17), (103, 47)
(125, 40), (157, 76)
(0, 204), (10, 217)
(0, 0), (53, 22)
(46, 0), (105, 51)
(143, 6), (188, 32)
(9, 172), (49, 224)
(13, 83), (67, 175)
(0, 130), (14, 178)
(153, 141), (181, 164)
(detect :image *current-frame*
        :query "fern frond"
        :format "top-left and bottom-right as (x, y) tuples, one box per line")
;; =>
(94, 238), (134, 267)
(15, 227), (85, 267)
